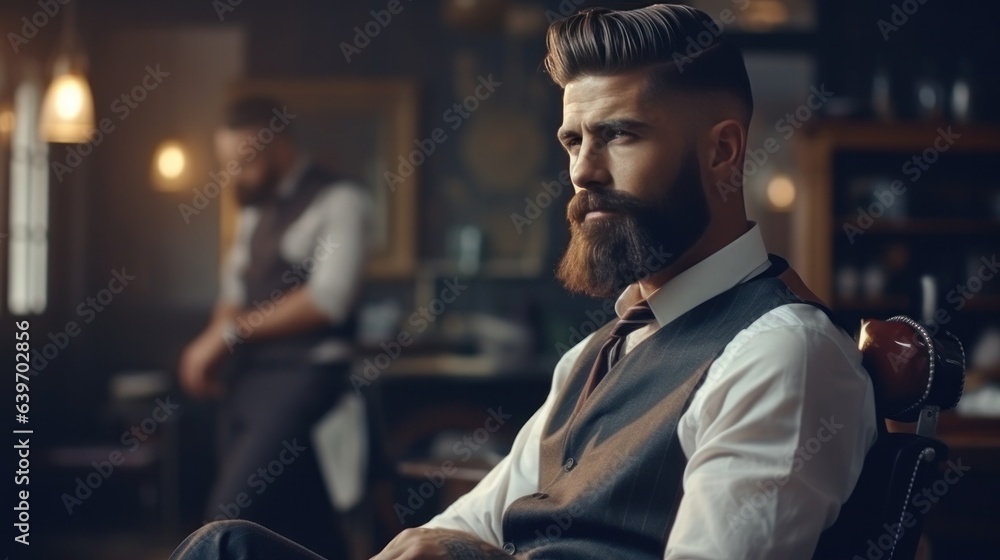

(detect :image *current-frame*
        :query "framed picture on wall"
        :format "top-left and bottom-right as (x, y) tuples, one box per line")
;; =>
(220, 79), (419, 278)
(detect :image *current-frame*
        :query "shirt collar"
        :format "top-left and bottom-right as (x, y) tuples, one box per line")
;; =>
(274, 157), (311, 199)
(614, 222), (771, 327)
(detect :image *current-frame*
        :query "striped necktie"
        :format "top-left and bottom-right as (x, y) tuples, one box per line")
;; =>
(577, 300), (656, 406)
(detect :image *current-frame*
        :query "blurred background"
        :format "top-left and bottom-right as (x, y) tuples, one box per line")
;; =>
(1, 0), (999, 558)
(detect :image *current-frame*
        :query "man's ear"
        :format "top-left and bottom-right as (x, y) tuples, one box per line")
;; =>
(707, 118), (746, 174)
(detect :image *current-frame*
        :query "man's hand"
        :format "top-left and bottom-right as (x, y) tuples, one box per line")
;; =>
(372, 528), (510, 560)
(179, 324), (230, 399)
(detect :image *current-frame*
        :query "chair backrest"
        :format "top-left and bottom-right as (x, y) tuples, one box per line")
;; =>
(813, 316), (966, 560)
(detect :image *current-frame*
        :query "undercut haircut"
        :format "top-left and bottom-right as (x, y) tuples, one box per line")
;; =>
(544, 4), (753, 122)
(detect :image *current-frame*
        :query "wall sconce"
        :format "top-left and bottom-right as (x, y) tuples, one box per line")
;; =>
(766, 174), (796, 212)
(151, 139), (190, 192)
(39, 3), (95, 143)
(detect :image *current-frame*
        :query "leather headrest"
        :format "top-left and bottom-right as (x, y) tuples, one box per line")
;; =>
(858, 316), (966, 422)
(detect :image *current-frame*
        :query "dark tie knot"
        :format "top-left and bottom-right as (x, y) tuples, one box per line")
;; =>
(610, 301), (656, 338)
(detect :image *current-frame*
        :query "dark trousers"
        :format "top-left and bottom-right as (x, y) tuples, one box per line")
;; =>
(203, 362), (350, 559)
(170, 519), (334, 560)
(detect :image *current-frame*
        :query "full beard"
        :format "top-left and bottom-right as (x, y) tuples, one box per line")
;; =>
(555, 150), (710, 298)
(234, 166), (283, 207)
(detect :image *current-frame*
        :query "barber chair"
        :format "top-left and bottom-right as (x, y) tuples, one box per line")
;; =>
(813, 315), (966, 560)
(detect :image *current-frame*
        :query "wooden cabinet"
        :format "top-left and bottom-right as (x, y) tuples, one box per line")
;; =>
(792, 120), (1000, 341)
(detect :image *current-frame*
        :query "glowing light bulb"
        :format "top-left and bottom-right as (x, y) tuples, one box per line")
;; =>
(152, 140), (191, 191)
(53, 76), (85, 119)
(40, 70), (95, 143)
(766, 174), (796, 211)
(157, 144), (186, 179)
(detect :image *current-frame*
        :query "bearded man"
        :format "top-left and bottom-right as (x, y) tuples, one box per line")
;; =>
(171, 5), (876, 559)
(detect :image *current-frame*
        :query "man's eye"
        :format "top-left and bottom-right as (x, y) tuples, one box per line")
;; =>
(609, 129), (632, 140)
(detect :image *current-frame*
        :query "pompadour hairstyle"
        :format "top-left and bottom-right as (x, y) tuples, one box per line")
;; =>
(544, 4), (753, 120)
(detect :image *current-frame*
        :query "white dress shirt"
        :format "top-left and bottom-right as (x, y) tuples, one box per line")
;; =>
(219, 159), (373, 363)
(422, 224), (878, 559)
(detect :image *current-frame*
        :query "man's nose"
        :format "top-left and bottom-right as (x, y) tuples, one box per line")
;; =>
(570, 139), (611, 191)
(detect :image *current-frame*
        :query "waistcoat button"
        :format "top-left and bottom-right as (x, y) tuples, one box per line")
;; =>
(502, 542), (516, 555)
(563, 457), (576, 471)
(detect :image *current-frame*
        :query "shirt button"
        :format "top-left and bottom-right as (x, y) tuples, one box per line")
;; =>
(502, 542), (516, 555)
(563, 457), (575, 471)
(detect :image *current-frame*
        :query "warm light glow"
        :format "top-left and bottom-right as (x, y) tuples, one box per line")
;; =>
(741, 0), (790, 31)
(0, 109), (14, 137)
(766, 174), (796, 211)
(157, 144), (186, 179)
(40, 71), (95, 143)
(54, 77), (86, 119)
(858, 320), (872, 351)
(152, 140), (191, 191)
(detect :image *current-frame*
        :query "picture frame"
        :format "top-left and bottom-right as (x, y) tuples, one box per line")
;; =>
(220, 78), (419, 278)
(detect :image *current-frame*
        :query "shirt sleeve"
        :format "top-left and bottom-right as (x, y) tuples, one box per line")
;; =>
(665, 306), (877, 559)
(420, 339), (590, 546)
(218, 208), (257, 306)
(300, 184), (372, 323)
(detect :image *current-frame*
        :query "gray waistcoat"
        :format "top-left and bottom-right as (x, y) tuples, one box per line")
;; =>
(236, 164), (358, 370)
(501, 273), (802, 559)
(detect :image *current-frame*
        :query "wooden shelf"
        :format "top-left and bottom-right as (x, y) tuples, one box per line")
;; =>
(802, 119), (1000, 152)
(833, 295), (908, 311)
(793, 119), (1000, 303)
(965, 295), (1000, 312)
(833, 218), (1000, 235)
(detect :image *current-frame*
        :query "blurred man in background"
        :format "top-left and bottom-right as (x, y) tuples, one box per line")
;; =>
(178, 96), (372, 558)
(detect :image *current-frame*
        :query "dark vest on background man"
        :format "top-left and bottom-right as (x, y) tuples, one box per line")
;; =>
(236, 164), (359, 371)
(502, 268), (803, 559)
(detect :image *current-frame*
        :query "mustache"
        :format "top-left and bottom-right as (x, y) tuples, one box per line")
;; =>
(567, 190), (647, 224)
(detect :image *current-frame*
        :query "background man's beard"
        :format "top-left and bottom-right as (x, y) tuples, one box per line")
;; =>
(555, 152), (710, 298)
(234, 167), (282, 207)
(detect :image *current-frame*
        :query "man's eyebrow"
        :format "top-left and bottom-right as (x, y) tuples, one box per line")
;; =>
(589, 118), (650, 132)
(556, 127), (579, 142)
(557, 118), (650, 143)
